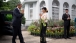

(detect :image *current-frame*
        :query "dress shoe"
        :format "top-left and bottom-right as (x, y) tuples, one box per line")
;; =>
(67, 37), (71, 39)
(64, 38), (67, 39)
(21, 42), (25, 43)
(12, 41), (16, 43)
(64, 37), (67, 39)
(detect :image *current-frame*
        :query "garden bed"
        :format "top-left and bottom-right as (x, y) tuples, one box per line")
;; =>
(28, 19), (76, 38)
(29, 26), (75, 38)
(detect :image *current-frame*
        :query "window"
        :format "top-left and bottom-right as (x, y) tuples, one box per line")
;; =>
(63, 2), (69, 14)
(40, 1), (45, 12)
(52, 0), (59, 21)
(29, 3), (33, 18)
(52, 7), (59, 21)
(29, 9), (33, 18)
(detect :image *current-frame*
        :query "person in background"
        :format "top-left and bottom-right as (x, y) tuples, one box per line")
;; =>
(12, 3), (25, 43)
(62, 9), (71, 39)
(74, 18), (76, 36)
(39, 7), (48, 43)
(74, 18), (76, 35)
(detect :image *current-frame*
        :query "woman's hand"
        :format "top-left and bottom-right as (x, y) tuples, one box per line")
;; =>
(39, 13), (42, 17)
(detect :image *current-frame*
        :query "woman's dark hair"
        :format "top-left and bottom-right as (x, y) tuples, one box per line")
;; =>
(42, 7), (48, 12)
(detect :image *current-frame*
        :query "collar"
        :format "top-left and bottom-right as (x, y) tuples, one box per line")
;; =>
(17, 7), (20, 10)
(66, 13), (68, 14)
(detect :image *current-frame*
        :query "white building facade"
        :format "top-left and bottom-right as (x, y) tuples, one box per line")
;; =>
(22, 0), (76, 26)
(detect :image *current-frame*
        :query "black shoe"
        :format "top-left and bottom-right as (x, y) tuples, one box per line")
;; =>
(12, 42), (16, 43)
(21, 42), (25, 43)
(67, 37), (71, 39)
(12, 41), (16, 43)
(64, 38), (67, 39)
(64, 37), (67, 39)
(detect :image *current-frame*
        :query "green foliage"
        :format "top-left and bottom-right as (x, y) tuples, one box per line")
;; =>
(47, 19), (64, 27)
(6, 14), (12, 21)
(0, 2), (10, 10)
(21, 16), (26, 24)
(58, 20), (64, 27)
(8, 0), (21, 10)
(28, 19), (75, 38)
(28, 25), (75, 37)
(70, 20), (75, 26)
(47, 18), (54, 27)
(0, 0), (20, 10)
(55, 28), (64, 36)
(28, 25), (37, 32)
(0, 0), (3, 9)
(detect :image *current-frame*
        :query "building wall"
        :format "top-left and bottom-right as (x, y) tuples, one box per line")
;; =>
(48, 0), (76, 20)
(24, 0), (76, 26)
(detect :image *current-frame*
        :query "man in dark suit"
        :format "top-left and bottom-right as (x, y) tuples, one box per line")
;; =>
(12, 3), (25, 43)
(62, 9), (71, 39)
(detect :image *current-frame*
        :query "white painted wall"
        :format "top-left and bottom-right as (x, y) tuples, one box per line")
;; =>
(24, 0), (76, 26)
(57, 0), (76, 20)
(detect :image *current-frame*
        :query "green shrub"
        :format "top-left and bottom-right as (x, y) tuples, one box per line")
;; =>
(47, 18), (54, 27)
(28, 25), (37, 32)
(6, 14), (12, 21)
(55, 28), (64, 36)
(21, 16), (26, 24)
(35, 29), (40, 35)
(70, 20), (75, 26)
(28, 19), (75, 38)
(58, 20), (64, 27)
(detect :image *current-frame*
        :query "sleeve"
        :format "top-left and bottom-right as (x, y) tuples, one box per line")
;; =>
(13, 9), (23, 18)
(62, 14), (67, 21)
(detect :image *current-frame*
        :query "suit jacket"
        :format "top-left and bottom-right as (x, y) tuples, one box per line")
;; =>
(62, 13), (70, 26)
(12, 8), (23, 26)
(75, 18), (76, 22)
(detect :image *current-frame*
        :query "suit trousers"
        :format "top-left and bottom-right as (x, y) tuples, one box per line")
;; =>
(64, 26), (70, 38)
(12, 26), (24, 43)
(40, 23), (47, 43)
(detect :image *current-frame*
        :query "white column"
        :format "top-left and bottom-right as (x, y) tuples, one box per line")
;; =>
(59, 2), (63, 20)
(48, 0), (52, 19)
(33, 3), (36, 20)
(36, 1), (40, 20)
(69, 4), (72, 19)
(24, 4), (29, 20)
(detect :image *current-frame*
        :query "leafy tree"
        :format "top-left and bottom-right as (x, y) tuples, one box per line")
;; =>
(0, 0), (3, 9)
(8, 0), (20, 10)
(0, 0), (10, 11)
(0, 2), (10, 10)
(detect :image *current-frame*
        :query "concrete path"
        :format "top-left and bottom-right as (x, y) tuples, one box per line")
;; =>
(0, 31), (76, 43)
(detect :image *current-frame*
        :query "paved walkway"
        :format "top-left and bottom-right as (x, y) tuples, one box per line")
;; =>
(0, 31), (76, 43)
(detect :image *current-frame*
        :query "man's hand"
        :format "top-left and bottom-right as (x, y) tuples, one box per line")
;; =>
(20, 10), (24, 14)
(67, 18), (69, 20)
(67, 17), (71, 20)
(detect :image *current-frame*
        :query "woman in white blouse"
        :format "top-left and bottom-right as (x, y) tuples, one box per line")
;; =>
(39, 7), (48, 43)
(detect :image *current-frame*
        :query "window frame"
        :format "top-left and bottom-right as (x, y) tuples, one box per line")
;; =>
(28, 3), (33, 19)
